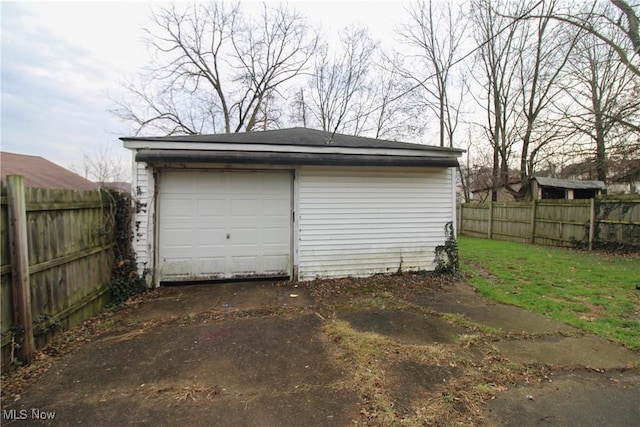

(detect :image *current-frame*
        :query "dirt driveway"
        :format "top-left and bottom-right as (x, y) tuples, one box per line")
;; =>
(2, 275), (639, 426)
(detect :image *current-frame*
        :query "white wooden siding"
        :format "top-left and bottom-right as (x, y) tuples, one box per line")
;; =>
(297, 166), (453, 280)
(132, 159), (155, 285)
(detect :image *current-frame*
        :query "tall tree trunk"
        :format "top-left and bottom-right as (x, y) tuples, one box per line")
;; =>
(594, 114), (608, 182)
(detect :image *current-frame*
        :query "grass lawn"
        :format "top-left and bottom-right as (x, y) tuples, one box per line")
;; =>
(458, 236), (640, 351)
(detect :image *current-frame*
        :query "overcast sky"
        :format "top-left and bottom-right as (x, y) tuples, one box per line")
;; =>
(1, 1), (407, 181)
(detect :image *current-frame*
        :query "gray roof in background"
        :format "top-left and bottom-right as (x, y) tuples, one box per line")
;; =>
(534, 176), (606, 190)
(121, 127), (464, 154)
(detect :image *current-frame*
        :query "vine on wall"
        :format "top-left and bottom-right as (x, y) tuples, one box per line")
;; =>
(106, 189), (147, 306)
(435, 222), (459, 275)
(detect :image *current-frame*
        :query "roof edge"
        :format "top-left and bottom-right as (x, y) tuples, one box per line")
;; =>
(120, 127), (465, 154)
(135, 149), (459, 168)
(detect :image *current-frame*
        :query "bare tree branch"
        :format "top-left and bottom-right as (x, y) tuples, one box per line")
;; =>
(113, 2), (317, 136)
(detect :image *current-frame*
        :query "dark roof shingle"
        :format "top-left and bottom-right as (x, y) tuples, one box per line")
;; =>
(121, 127), (463, 153)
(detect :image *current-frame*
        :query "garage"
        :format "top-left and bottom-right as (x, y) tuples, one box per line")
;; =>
(158, 170), (292, 282)
(122, 127), (463, 286)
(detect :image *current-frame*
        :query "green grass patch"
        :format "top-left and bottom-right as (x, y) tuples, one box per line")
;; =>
(459, 236), (640, 350)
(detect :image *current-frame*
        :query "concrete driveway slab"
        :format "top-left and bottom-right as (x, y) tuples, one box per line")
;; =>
(129, 281), (312, 321)
(3, 276), (638, 426)
(7, 313), (356, 426)
(486, 370), (640, 426)
(412, 282), (576, 335)
(495, 335), (639, 369)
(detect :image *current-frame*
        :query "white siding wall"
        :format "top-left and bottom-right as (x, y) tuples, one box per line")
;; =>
(132, 159), (155, 286)
(297, 166), (453, 280)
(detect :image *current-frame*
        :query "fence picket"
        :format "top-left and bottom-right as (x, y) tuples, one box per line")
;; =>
(6, 176), (35, 364)
(1, 179), (116, 370)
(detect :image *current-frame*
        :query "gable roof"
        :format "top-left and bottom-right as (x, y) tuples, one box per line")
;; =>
(122, 127), (461, 152)
(122, 127), (463, 167)
(1, 152), (98, 191)
(533, 176), (606, 190)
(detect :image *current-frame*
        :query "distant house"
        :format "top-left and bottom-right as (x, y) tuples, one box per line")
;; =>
(608, 180), (640, 195)
(607, 160), (640, 195)
(531, 176), (606, 200)
(560, 158), (639, 195)
(470, 170), (522, 202)
(1, 152), (98, 191)
(471, 180), (522, 202)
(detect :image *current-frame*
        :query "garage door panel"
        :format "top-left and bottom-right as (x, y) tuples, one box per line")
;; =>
(162, 172), (196, 191)
(196, 172), (224, 188)
(229, 256), (259, 274)
(229, 173), (259, 189)
(163, 198), (193, 217)
(263, 199), (289, 216)
(162, 259), (192, 276)
(163, 228), (193, 247)
(263, 173), (290, 189)
(263, 227), (290, 245)
(195, 258), (225, 275)
(262, 255), (289, 272)
(197, 199), (226, 217)
(229, 227), (259, 245)
(196, 228), (225, 247)
(159, 170), (291, 281)
(231, 199), (258, 216)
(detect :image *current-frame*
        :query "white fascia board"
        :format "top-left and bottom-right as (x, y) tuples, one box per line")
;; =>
(122, 141), (460, 158)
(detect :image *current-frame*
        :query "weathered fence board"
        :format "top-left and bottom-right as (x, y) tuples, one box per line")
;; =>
(458, 198), (640, 251)
(1, 183), (115, 370)
(458, 203), (490, 238)
(6, 176), (35, 363)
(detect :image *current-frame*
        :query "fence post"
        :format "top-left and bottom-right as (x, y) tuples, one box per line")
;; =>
(529, 199), (537, 244)
(588, 198), (596, 251)
(487, 201), (493, 239)
(6, 175), (35, 364)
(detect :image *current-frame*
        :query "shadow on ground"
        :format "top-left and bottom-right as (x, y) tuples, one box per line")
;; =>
(3, 276), (638, 426)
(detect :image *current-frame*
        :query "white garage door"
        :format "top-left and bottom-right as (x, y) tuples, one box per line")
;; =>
(158, 170), (292, 282)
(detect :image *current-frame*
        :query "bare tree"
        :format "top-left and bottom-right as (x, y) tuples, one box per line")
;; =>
(558, 6), (640, 182)
(478, 0), (639, 189)
(396, 0), (467, 148)
(72, 142), (130, 184)
(302, 26), (378, 136)
(522, 0), (640, 77)
(112, 2), (318, 135)
(470, 0), (527, 200)
(513, 0), (582, 183)
(369, 53), (426, 140)
(611, 0), (640, 54)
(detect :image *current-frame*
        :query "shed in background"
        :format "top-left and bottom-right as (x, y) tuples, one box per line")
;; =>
(532, 176), (606, 200)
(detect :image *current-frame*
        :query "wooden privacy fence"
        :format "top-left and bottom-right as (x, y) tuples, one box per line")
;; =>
(458, 198), (640, 250)
(1, 176), (115, 369)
